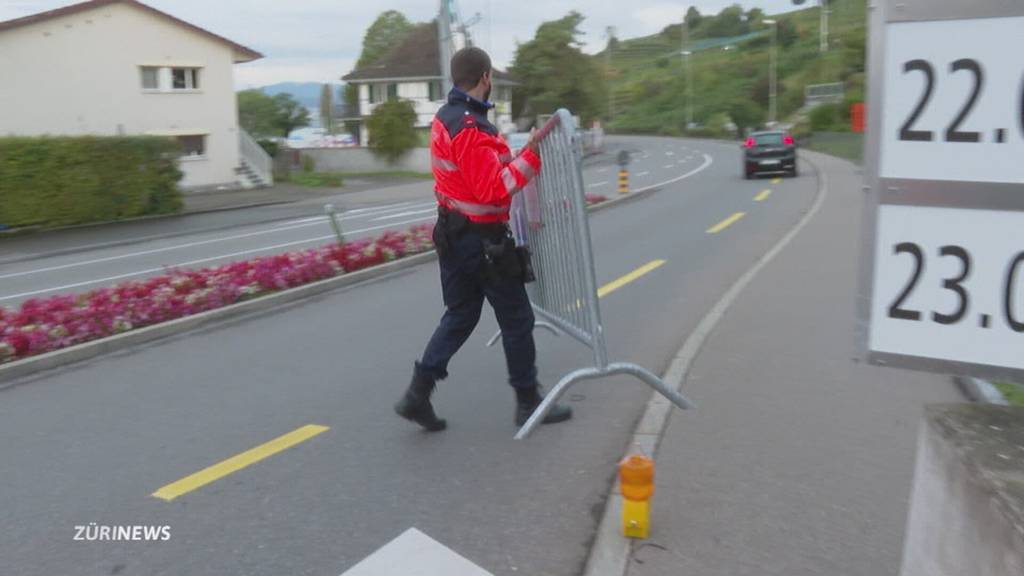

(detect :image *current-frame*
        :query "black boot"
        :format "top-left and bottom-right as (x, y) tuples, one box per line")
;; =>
(394, 367), (447, 432)
(515, 385), (573, 427)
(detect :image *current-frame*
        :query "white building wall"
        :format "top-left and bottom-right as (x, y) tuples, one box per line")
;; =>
(354, 80), (515, 143)
(0, 2), (244, 188)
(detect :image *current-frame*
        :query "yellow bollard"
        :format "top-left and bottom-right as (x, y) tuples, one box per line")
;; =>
(619, 453), (654, 538)
(618, 169), (630, 194)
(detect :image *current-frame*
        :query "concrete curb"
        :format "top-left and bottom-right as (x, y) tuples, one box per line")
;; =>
(582, 151), (829, 576)
(955, 376), (1009, 405)
(0, 251), (438, 387)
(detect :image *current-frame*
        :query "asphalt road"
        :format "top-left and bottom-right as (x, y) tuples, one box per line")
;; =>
(1, 135), (824, 575)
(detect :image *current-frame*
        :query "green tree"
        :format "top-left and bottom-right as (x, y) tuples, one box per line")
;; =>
(685, 6), (703, 30)
(237, 90), (280, 137)
(320, 84), (334, 134)
(777, 18), (799, 47)
(510, 11), (607, 123)
(272, 93), (311, 138)
(705, 4), (748, 38)
(344, 11), (415, 143)
(746, 8), (765, 26)
(366, 99), (418, 163)
(238, 91), (311, 138)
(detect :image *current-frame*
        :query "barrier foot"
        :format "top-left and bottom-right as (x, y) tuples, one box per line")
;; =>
(514, 362), (694, 440)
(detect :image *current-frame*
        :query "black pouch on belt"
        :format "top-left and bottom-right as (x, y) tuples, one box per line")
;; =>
(481, 233), (524, 284)
(433, 208), (471, 259)
(516, 246), (536, 283)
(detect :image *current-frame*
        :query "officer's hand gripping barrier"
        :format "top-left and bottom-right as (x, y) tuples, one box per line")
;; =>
(501, 109), (694, 439)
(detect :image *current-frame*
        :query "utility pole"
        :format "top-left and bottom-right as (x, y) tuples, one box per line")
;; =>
(819, 0), (829, 53)
(605, 26), (615, 122)
(681, 18), (693, 128)
(764, 19), (778, 124)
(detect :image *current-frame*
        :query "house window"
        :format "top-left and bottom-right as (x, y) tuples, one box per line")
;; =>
(369, 84), (385, 104)
(428, 81), (442, 102)
(140, 66), (159, 90)
(177, 134), (206, 157)
(171, 67), (200, 90)
(387, 83), (398, 100)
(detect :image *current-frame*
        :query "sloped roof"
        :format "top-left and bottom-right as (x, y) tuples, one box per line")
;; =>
(0, 0), (262, 62)
(342, 21), (514, 84)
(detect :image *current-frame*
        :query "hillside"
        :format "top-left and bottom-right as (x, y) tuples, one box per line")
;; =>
(598, 0), (866, 136)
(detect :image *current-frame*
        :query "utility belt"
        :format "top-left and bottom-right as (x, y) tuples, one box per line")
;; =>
(434, 205), (535, 284)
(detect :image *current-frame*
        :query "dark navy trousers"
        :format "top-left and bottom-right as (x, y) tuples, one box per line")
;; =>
(418, 224), (538, 389)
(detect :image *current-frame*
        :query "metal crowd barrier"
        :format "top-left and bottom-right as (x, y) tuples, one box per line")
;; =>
(501, 108), (694, 439)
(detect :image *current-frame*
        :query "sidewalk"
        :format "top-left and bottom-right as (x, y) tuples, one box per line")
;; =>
(626, 152), (961, 575)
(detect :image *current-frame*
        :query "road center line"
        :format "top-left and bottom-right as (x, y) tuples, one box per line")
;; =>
(771, 177), (782, 184)
(707, 212), (746, 234)
(152, 424), (329, 501)
(663, 164), (674, 169)
(635, 171), (650, 177)
(0, 216), (437, 302)
(597, 260), (666, 298)
(754, 189), (772, 202)
(588, 181), (609, 188)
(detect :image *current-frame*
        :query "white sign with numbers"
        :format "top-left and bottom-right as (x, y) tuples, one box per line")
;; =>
(863, 1), (1024, 380)
(870, 206), (1024, 370)
(880, 16), (1024, 183)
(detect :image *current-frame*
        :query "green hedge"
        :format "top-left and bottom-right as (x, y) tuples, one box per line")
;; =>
(0, 136), (183, 229)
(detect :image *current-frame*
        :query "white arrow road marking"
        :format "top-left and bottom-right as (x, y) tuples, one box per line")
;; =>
(636, 171), (650, 177)
(340, 528), (494, 576)
(587, 181), (609, 188)
(371, 208), (439, 221)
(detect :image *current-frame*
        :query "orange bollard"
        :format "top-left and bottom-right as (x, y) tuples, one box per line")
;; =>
(618, 169), (630, 194)
(619, 453), (654, 538)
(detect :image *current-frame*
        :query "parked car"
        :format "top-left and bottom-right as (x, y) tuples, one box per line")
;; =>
(742, 130), (798, 179)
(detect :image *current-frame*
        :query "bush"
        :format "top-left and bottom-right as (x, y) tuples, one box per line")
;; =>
(366, 99), (419, 163)
(257, 139), (280, 158)
(809, 102), (848, 132)
(0, 136), (183, 229)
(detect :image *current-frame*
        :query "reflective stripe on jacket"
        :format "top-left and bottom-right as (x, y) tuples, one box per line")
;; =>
(431, 88), (542, 223)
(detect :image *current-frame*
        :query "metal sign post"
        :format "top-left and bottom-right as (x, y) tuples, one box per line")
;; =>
(860, 0), (1024, 382)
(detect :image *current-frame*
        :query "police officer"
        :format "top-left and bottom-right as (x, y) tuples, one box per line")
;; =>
(394, 47), (573, 432)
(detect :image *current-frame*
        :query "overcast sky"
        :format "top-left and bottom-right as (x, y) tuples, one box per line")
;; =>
(0, 0), (802, 88)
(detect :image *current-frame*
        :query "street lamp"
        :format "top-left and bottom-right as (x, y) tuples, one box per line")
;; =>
(763, 19), (778, 125)
(680, 17), (694, 129)
(681, 50), (693, 128)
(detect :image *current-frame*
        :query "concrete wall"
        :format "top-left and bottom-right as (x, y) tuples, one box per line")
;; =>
(899, 405), (1024, 576)
(0, 2), (244, 188)
(299, 147), (431, 174)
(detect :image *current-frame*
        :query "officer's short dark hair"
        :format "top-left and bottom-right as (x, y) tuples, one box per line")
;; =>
(451, 47), (491, 90)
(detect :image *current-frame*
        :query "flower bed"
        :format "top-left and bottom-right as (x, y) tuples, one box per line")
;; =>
(0, 225), (435, 365)
(585, 193), (608, 205)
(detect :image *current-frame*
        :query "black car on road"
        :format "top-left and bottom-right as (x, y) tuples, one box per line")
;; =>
(742, 130), (798, 179)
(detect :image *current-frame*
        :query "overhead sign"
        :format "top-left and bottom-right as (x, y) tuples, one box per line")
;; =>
(862, 1), (1024, 381)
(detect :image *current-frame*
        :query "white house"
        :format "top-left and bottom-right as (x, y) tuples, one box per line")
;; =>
(0, 0), (272, 189)
(341, 22), (516, 146)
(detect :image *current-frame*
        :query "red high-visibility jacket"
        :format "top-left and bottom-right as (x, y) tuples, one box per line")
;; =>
(431, 89), (541, 223)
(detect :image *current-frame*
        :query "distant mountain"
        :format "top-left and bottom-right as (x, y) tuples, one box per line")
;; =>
(252, 82), (342, 110)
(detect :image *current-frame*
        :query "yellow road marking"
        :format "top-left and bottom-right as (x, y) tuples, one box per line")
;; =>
(754, 189), (772, 202)
(771, 177), (781, 184)
(152, 424), (329, 501)
(706, 212), (746, 234)
(598, 260), (666, 298)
